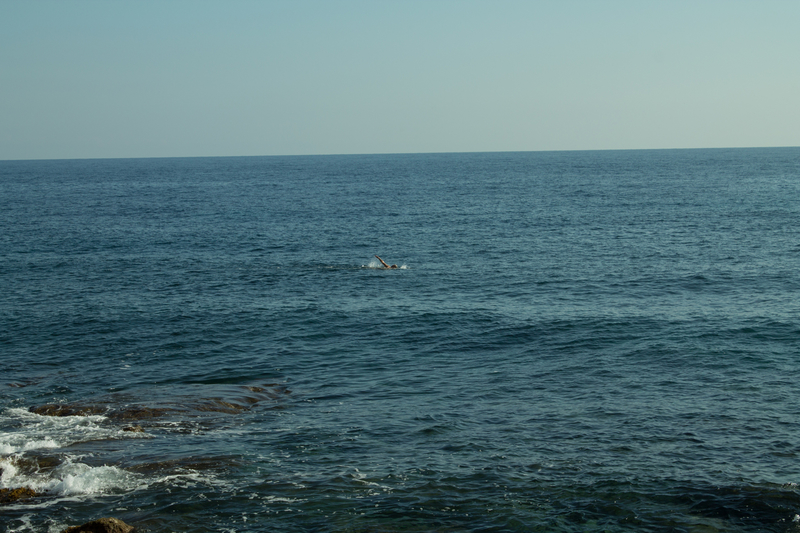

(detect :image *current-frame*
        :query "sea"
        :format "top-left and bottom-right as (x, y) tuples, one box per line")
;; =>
(2, 148), (800, 533)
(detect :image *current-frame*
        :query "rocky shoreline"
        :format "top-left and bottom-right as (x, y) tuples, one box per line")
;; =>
(1, 382), (291, 532)
(0, 486), (39, 504)
(61, 517), (135, 533)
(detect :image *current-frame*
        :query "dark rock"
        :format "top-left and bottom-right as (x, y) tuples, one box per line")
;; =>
(30, 404), (106, 417)
(122, 425), (144, 432)
(0, 486), (39, 504)
(32, 455), (62, 470)
(108, 406), (171, 421)
(5, 454), (62, 474)
(31, 403), (172, 421)
(61, 517), (134, 533)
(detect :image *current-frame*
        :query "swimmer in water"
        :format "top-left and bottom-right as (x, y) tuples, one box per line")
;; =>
(375, 255), (398, 269)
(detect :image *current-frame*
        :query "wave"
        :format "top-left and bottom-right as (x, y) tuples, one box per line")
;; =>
(0, 382), (289, 506)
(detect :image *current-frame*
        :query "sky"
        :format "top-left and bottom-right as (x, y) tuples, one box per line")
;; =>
(1, 0), (799, 160)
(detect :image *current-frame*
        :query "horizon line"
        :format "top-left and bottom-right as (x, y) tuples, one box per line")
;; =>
(2, 144), (798, 163)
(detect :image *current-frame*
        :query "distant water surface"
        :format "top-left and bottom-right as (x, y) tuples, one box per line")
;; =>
(2, 148), (800, 532)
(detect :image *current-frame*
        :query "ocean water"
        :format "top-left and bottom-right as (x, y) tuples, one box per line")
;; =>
(2, 148), (800, 533)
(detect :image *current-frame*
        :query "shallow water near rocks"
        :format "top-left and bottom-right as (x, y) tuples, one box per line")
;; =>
(2, 149), (800, 532)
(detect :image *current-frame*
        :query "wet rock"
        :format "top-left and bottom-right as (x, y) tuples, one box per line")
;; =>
(31, 402), (173, 421)
(0, 486), (39, 504)
(6, 454), (61, 473)
(30, 404), (106, 417)
(61, 517), (134, 533)
(108, 406), (172, 421)
(122, 425), (144, 432)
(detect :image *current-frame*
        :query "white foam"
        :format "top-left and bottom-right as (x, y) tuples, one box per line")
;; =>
(3, 514), (38, 533)
(1, 457), (19, 484)
(1, 408), (112, 454)
(0, 439), (60, 455)
(2, 456), (143, 500)
(153, 470), (228, 490)
(24, 438), (60, 451)
(44, 462), (139, 496)
(1, 407), (147, 501)
(0, 407), (228, 507)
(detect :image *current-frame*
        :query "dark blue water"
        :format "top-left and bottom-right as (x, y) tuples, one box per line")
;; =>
(2, 148), (800, 532)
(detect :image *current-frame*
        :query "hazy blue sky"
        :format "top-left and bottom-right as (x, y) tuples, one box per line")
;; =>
(2, 0), (798, 160)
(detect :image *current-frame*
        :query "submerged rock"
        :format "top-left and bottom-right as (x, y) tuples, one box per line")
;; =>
(61, 517), (134, 533)
(29, 382), (290, 428)
(0, 486), (39, 504)
(189, 398), (248, 413)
